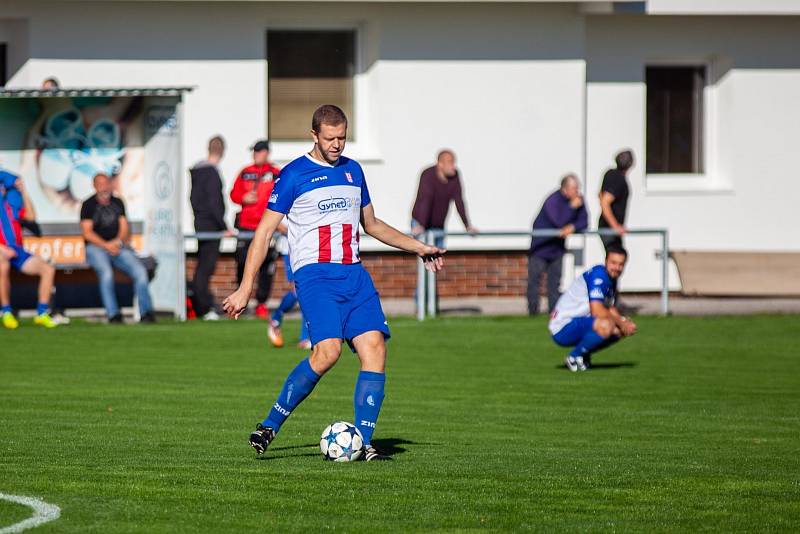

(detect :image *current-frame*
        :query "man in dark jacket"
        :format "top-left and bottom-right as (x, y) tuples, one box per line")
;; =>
(528, 174), (588, 315)
(190, 135), (229, 320)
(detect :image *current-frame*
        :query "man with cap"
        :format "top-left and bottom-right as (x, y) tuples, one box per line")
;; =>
(230, 140), (281, 318)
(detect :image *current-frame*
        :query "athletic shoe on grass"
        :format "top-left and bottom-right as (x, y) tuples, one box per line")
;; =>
(2, 311), (18, 329)
(34, 312), (57, 328)
(364, 445), (392, 461)
(249, 424), (275, 455)
(268, 320), (284, 348)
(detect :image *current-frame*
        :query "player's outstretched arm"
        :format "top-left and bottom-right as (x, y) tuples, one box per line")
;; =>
(361, 204), (445, 272)
(222, 209), (284, 318)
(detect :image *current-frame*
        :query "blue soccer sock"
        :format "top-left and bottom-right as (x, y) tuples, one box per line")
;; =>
(271, 291), (298, 324)
(36, 302), (49, 315)
(570, 330), (607, 358)
(354, 371), (385, 445)
(262, 358), (320, 433)
(1, 304), (12, 314)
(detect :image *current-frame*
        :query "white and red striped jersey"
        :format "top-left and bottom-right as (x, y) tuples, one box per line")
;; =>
(268, 153), (371, 273)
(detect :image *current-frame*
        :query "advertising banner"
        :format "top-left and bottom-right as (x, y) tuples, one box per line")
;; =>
(0, 94), (184, 316)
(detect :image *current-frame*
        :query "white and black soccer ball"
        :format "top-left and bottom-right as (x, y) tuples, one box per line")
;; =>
(320, 421), (364, 462)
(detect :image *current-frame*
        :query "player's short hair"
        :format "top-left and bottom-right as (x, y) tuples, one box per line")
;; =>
(606, 245), (628, 260)
(615, 150), (634, 171)
(208, 135), (225, 157)
(312, 105), (348, 132)
(437, 149), (455, 162)
(560, 173), (578, 189)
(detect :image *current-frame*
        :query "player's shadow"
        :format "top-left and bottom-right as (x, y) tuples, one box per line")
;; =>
(371, 437), (430, 456)
(255, 443), (319, 461)
(555, 362), (637, 371)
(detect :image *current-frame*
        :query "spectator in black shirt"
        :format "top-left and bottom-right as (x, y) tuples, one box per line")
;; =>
(81, 173), (154, 323)
(598, 150), (633, 251)
(189, 136), (230, 320)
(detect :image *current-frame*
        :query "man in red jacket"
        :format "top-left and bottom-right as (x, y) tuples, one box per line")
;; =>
(230, 140), (281, 319)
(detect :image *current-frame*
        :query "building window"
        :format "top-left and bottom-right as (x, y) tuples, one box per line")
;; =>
(646, 66), (705, 174)
(267, 30), (355, 141)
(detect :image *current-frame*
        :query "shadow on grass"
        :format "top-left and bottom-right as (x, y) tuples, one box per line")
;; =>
(371, 437), (436, 456)
(254, 438), (434, 460)
(555, 362), (638, 371)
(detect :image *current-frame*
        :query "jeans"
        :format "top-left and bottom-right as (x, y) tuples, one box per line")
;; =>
(235, 238), (278, 304)
(527, 254), (563, 315)
(192, 238), (220, 316)
(85, 244), (153, 318)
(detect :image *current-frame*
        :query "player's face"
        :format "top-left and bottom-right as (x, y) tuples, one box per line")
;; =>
(253, 149), (268, 165)
(312, 123), (347, 164)
(605, 252), (627, 279)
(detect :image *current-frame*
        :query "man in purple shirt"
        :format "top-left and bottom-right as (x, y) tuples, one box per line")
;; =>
(528, 174), (588, 315)
(411, 150), (477, 247)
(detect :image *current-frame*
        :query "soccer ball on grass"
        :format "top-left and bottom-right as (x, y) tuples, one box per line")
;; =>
(320, 421), (364, 462)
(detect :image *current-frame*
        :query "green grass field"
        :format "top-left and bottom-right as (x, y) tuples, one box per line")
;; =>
(1, 315), (799, 532)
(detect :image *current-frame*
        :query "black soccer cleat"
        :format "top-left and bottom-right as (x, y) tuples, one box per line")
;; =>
(363, 444), (392, 462)
(249, 424), (275, 454)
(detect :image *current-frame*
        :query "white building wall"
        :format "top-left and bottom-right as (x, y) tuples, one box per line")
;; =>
(586, 15), (800, 290)
(1, 1), (586, 254)
(2, 2), (799, 291)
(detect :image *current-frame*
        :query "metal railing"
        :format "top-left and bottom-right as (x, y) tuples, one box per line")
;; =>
(414, 229), (670, 320)
(185, 227), (670, 318)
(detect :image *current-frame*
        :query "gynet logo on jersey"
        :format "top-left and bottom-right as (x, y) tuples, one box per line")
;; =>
(317, 196), (360, 213)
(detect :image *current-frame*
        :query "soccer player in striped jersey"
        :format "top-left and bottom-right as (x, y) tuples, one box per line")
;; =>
(223, 105), (445, 460)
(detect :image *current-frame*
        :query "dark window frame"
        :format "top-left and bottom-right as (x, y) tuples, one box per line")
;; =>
(266, 29), (357, 142)
(645, 64), (707, 175)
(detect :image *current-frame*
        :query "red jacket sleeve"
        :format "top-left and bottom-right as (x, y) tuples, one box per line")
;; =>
(230, 170), (246, 205)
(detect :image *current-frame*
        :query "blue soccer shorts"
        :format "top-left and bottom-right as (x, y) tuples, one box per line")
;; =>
(6, 244), (32, 271)
(551, 316), (596, 347)
(294, 262), (391, 351)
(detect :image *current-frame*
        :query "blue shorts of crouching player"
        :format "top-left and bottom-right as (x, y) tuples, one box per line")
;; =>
(5, 244), (32, 271)
(294, 262), (390, 351)
(551, 317), (596, 347)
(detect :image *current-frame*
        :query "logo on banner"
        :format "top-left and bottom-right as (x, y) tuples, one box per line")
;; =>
(154, 162), (173, 200)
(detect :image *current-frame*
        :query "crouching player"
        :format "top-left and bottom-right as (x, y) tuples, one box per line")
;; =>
(548, 246), (636, 371)
(1, 173), (57, 328)
(223, 105), (445, 460)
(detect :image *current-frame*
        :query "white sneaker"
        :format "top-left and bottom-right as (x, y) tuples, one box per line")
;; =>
(565, 355), (579, 372)
(203, 310), (220, 321)
(576, 356), (588, 372)
(52, 312), (71, 325)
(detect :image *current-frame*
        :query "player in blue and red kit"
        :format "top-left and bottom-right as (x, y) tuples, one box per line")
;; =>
(223, 105), (445, 461)
(548, 247), (637, 371)
(0, 171), (57, 329)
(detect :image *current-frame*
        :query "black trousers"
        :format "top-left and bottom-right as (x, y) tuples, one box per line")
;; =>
(235, 238), (278, 304)
(527, 254), (563, 315)
(600, 232), (623, 252)
(192, 239), (220, 316)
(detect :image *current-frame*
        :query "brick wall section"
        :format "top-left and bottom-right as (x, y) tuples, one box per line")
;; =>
(186, 250), (531, 302)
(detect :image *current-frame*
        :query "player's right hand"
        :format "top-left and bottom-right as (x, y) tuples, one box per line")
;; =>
(419, 245), (446, 272)
(222, 288), (249, 319)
